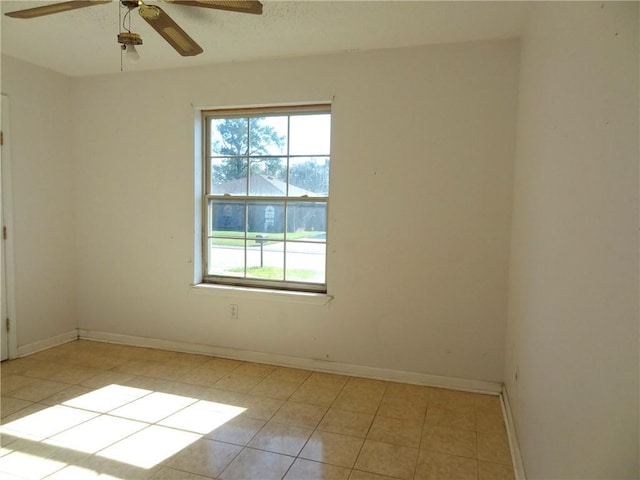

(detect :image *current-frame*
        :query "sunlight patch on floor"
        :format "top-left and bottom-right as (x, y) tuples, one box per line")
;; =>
(0, 384), (246, 477)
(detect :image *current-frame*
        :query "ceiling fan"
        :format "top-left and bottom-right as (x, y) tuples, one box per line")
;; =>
(4, 0), (263, 57)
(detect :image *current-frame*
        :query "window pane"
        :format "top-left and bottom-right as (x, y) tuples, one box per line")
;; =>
(208, 238), (245, 277)
(212, 158), (247, 195)
(249, 158), (287, 196)
(285, 242), (326, 284)
(246, 242), (284, 281)
(287, 202), (327, 235)
(211, 200), (245, 235)
(289, 157), (330, 197)
(211, 118), (248, 156)
(249, 116), (288, 155)
(289, 114), (331, 156)
(247, 201), (284, 240)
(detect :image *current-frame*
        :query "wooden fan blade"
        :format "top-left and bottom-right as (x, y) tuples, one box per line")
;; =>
(139, 5), (203, 57)
(164, 1), (262, 15)
(5, 0), (111, 19)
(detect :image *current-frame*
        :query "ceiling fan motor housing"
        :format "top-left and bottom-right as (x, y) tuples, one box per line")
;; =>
(121, 1), (140, 9)
(118, 32), (143, 46)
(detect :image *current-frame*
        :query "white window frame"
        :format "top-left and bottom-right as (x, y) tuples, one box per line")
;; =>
(201, 104), (331, 293)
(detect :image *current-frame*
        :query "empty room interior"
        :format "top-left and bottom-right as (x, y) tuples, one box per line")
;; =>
(0, 1), (638, 479)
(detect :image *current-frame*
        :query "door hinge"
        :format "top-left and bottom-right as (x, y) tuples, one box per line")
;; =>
(5, 318), (9, 332)
(0, 131), (3, 146)
(2, 226), (6, 240)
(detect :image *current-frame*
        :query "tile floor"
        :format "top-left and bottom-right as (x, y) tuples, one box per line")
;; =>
(0, 340), (515, 480)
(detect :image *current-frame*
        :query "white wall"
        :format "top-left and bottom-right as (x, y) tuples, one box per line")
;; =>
(72, 40), (519, 384)
(1, 56), (77, 348)
(505, 2), (639, 478)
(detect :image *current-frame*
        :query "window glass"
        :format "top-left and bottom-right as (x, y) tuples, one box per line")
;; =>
(203, 106), (330, 293)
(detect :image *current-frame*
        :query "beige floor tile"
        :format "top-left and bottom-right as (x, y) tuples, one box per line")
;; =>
(169, 352), (211, 368)
(383, 383), (430, 404)
(0, 449), (68, 479)
(318, 408), (374, 438)
(477, 431), (512, 465)
(0, 397), (32, 419)
(214, 373), (264, 393)
(290, 383), (342, 407)
(112, 359), (165, 376)
(5, 379), (71, 402)
(304, 372), (349, 390)
(429, 389), (475, 413)
(424, 406), (475, 432)
(333, 390), (383, 415)
(376, 398), (426, 422)
(151, 466), (216, 479)
(234, 362), (277, 378)
(1, 375), (36, 394)
(478, 461), (515, 480)
(414, 450), (478, 480)
(421, 426), (477, 459)
(165, 438), (242, 477)
(284, 458), (351, 480)
(180, 367), (228, 387)
(271, 401), (327, 428)
(144, 364), (195, 383)
(220, 447), (294, 480)
(267, 367), (311, 384)
(77, 449), (162, 479)
(48, 366), (103, 385)
(39, 385), (94, 406)
(0, 342), (517, 480)
(349, 470), (401, 480)
(110, 391), (199, 423)
(354, 440), (418, 480)
(476, 411), (507, 434)
(79, 371), (135, 389)
(159, 400), (246, 435)
(0, 402), (48, 426)
(18, 360), (66, 380)
(341, 378), (387, 398)
(250, 378), (300, 400)
(234, 393), (285, 421)
(205, 415), (265, 446)
(475, 394), (502, 416)
(367, 416), (421, 447)
(248, 421), (313, 456)
(199, 357), (243, 372)
(300, 430), (364, 468)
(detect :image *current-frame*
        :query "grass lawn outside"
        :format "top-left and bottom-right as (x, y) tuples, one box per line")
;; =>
(210, 230), (323, 247)
(226, 266), (318, 280)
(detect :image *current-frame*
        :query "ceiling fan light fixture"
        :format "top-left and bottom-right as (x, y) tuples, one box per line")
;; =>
(125, 44), (141, 62)
(118, 32), (143, 63)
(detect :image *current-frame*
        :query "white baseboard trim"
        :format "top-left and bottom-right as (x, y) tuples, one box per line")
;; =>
(501, 385), (526, 480)
(17, 329), (79, 358)
(78, 329), (502, 394)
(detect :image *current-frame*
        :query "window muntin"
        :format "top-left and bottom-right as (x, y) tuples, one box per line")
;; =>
(203, 106), (331, 293)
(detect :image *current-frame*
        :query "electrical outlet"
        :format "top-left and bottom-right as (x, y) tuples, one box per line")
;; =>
(230, 304), (238, 319)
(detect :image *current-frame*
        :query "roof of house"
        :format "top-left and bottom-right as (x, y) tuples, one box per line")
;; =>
(214, 174), (319, 197)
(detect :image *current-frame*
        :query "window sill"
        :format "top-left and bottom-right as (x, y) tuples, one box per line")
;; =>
(189, 283), (333, 305)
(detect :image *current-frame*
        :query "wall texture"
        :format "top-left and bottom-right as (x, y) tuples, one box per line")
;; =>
(505, 2), (639, 478)
(1, 56), (76, 348)
(72, 40), (519, 384)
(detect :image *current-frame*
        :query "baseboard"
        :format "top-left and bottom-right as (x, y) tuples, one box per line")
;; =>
(16, 329), (79, 357)
(77, 329), (502, 394)
(501, 385), (526, 480)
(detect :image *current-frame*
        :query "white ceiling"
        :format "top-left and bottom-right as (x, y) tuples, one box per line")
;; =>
(1, 1), (529, 77)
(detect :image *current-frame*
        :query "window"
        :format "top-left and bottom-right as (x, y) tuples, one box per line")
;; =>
(202, 105), (331, 293)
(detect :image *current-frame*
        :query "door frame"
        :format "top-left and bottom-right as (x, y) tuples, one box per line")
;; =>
(2, 94), (18, 360)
